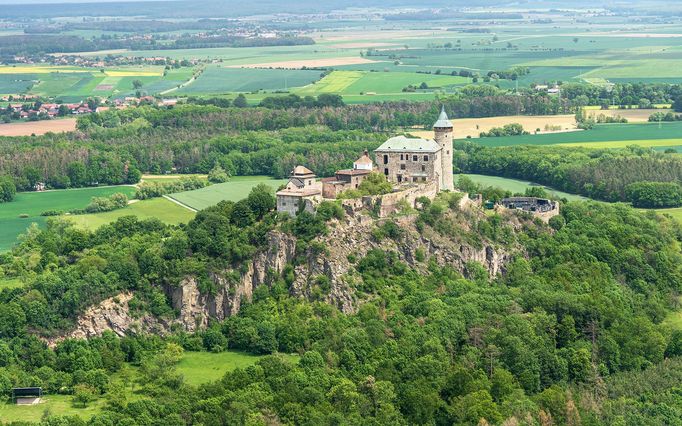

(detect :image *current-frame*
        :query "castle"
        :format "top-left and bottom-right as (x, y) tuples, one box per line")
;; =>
(276, 108), (455, 216)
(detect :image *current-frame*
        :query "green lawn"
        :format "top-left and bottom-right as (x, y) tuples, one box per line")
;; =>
(64, 197), (195, 230)
(0, 394), (105, 423)
(177, 351), (299, 386)
(169, 176), (287, 211)
(459, 174), (586, 201)
(0, 186), (136, 251)
(141, 174), (208, 183)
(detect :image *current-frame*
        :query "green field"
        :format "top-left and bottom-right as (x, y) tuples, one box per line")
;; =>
(169, 176), (287, 211)
(0, 350), (297, 422)
(0, 186), (136, 251)
(177, 351), (299, 386)
(465, 122), (682, 148)
(0, 64), (194, 99)
(178, 66), (323, 94)
(64, 197), (195, 230)
(0, 394), (105, 423)
(459, 174), (586, 201)
(294, 70), (470, 97)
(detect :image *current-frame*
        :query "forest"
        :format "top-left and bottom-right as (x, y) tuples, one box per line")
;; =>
(0, 186), (680, 424)
(454, 142), (682, 205)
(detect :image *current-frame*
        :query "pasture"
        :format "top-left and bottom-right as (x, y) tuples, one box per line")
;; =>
(169, 176), (287, 211)
(0, 186), (136, 251)
(459, 174), (586, 201)
(64, 197), (195, 230)
(412, 114), (578, 140)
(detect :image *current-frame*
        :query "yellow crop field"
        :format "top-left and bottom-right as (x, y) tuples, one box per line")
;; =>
(295, 71), (364, 94)
(0, 65), (163, 76)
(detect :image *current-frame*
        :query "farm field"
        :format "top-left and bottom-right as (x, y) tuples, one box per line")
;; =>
(177, 66), (323, 94)
(0, 118), (77, 136)
(412, 114), (578, 140)
(0, 65), (194, 100)
(459, 174), (586, 201)
(0, 186), (136, 251)
(294, 70), (469, 97)
(464, 122), (682, 148)
(169, 176), (287, 211)
(64, 197), (195, 230)
(585, 108), (669, 123)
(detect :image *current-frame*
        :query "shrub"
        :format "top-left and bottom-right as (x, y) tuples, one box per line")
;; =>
(0, 176), (16, 203)
(83, 193), (129, 214)
(208, 164), (230, 183)
(316, 201), (344, 221)
(625, 181), (682, 208)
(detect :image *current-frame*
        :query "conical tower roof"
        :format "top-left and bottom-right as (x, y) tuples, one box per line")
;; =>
(433, 106), (453, 129)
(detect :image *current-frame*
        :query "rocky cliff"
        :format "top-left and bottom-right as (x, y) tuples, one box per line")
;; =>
(62, 205), (519, 338)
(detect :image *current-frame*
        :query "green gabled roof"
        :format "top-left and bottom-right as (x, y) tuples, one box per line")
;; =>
(375, 135), (441, 153)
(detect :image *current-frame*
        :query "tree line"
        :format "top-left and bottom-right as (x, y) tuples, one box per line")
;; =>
(455, 141), (682, 204)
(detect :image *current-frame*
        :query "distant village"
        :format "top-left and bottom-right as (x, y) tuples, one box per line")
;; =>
(0, 95), (178, 122)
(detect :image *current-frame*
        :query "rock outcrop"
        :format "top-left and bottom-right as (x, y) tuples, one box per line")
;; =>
(61, 207), (517, 339)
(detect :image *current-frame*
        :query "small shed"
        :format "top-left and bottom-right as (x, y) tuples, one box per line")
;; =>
(12, 387), (42, 405)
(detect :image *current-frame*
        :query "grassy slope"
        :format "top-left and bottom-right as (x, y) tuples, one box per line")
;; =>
(177, 351), (299, 386)
(460, 174), (586, 201)
(0, 186), (136, 251)
(64, 197), (195, 230)
(169, 176), (287, 211)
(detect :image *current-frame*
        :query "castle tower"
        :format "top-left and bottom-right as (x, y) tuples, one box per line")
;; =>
(433, 106), (454, 191)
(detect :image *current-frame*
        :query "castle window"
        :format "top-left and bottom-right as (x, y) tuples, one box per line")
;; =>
(421, 165), (426, 172)
(400, 154), (404, 160)
(383, 154), (389, 164)
(397, 175), (403, 183)
(447, 151), (450, 154)
(400, 163), (406, 170)
(424, 155), (429, 161)
(384, 168), (389, 176)
(412, 155), (417, 161)
(413, 177), (418, 182)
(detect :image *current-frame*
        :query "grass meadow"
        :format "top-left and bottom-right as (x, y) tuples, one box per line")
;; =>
(0, 350), (299, 423)
(64, 197), (195, 230)
(169, 176), (287, 211)
(0, 186), (136, 251)
(177, 66), (323, 94)
(459, 174), (586, 201)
